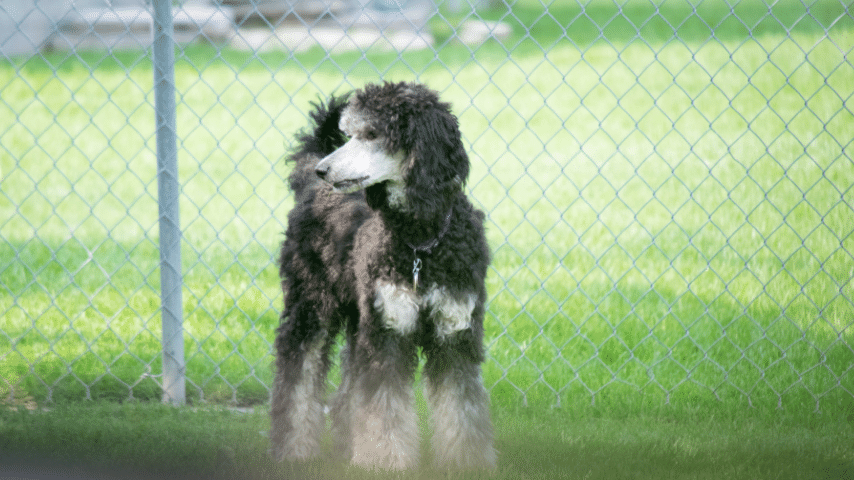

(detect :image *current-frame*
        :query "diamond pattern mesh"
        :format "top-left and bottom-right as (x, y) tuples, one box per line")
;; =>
(0, 0), (851, 409)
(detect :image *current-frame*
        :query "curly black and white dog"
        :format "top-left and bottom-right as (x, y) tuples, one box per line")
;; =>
(270, 82), (495, 471)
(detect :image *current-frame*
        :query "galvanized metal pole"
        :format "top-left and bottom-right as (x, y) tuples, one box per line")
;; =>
(153, 0), (185, 405)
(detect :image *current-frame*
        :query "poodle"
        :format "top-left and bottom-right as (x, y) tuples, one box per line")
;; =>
(270, 81), (496, 471)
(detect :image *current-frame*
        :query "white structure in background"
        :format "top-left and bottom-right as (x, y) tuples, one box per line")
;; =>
(0, 0), (232, 56)
(53, 0), (233, 51)
(0, 0), (73, 57)
(0, 0), (444, 58)
(220, 0), (433, 31)
(221, 0), (436, 53)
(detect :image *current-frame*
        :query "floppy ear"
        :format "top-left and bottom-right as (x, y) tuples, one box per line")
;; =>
(404, 105), (470, 221)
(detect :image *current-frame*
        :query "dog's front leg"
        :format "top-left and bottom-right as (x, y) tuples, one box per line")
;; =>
(348, 315), (420, 470)
(423, 289), (496, 471)
(424, 339), (496, 471)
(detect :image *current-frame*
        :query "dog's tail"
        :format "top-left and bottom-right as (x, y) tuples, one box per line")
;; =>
(286, 92), (351, 195)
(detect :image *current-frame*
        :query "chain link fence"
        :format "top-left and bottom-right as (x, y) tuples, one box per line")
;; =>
(1, 0), (852, 410)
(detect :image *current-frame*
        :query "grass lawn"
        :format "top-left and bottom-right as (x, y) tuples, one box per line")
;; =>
(0, 0), (852, 413)
(0, 401), (852, 479)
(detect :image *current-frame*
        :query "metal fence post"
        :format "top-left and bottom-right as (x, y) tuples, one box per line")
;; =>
(153, 0), (185, 405)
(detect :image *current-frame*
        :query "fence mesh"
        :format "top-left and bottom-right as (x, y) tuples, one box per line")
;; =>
(1, 0), (852, 410)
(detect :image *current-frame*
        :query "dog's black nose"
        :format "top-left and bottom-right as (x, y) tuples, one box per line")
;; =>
(315, 164), (328, 180)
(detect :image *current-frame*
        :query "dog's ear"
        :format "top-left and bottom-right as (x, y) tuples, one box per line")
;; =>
(404, 105), (470, 221)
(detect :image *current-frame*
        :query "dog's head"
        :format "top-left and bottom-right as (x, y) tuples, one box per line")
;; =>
(314, 82), (469, 221)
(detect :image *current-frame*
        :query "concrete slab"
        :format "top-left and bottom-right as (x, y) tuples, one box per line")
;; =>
(220, 0), (353, 23)
(224, 0), (437, 53)
(230, 23), (433, 53)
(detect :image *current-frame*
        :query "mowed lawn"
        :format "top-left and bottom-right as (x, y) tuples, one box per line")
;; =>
(0, 0), (852, 415)
(1, 401), (853, 480)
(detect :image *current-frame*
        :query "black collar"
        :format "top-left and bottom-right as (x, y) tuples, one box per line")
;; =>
(406, 210), (452, 255)
(408, 210), (452, 293)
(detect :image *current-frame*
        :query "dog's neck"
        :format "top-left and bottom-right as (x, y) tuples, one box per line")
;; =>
(365, 181), (457, 250)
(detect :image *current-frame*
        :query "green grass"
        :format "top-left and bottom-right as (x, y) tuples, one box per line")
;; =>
(1, 0), (853, 410)
(0, 401), (852, 479)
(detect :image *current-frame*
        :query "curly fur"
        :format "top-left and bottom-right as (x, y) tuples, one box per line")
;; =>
(270, 82), (496, 471)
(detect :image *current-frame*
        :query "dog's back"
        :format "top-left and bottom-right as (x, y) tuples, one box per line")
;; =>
(279, 93), (370, 313)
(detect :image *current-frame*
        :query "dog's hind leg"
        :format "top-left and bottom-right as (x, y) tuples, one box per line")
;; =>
(269, 302), (333, 462)
(329, 336), (354, 460)
(424, 340), (497, 471)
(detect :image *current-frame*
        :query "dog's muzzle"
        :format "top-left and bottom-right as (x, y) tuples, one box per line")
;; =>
(315, 163), (368, 192)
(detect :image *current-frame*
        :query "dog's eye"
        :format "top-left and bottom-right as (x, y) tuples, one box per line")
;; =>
(364, 129), (378, 141)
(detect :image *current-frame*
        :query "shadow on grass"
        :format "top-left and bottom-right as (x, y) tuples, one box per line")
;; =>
(1, 400), (851, 480)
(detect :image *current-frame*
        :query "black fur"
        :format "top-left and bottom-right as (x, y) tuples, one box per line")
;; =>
(271, 82), (494, 470)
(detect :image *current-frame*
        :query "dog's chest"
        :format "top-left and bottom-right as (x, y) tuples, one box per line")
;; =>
(373, 281), (476, 339)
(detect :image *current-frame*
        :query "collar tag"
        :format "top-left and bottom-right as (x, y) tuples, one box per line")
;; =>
(412, 257), (422, 293)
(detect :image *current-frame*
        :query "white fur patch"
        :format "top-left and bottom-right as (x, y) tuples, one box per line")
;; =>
(374, 283), (476, 339)
(424, 287), (477, 340)
(374, 282), (419, 335)
(385, 181), (408, 209)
